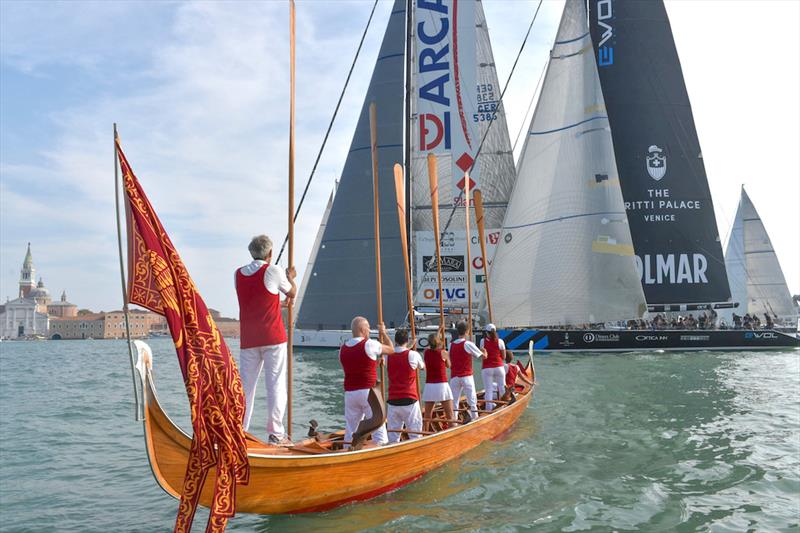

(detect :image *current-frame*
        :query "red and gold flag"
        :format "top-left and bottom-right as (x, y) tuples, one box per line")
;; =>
(117, 137), (249, 532)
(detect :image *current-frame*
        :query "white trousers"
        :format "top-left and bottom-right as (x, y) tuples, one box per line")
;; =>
(386, 402), (423, 444)
(482, 366), (506, 411)
(239, 343), (287, 438)
(344, 388), (388, 447)
(449, 375), (478, 420)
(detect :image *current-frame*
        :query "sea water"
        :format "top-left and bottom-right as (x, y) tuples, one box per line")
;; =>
(0, 339), (798, 532)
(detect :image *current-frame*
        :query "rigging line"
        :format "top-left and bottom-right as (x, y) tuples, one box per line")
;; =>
(276, 0), (379, 264)
(440, 0), (544, 235)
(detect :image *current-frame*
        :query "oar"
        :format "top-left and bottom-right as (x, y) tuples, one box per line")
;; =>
(464, 172), (473, 338)
(427, 153), (446, 342)
(473, 189), (494, 325)
(393, 163), (421, 400)
(286, 0), (296, 440)
(369, 102), (386, 401)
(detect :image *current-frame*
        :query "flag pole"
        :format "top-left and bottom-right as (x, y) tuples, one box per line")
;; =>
(113, 124), (142, 422)
(473, 189), (494, 324)
(464, 173), (473, 338)
(286, 0), (296, 440)
(393, 163), (420, 398)
(369, 102), (386, 399)
(427, 154), (446, 339)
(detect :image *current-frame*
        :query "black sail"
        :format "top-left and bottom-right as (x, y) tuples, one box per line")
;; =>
(296, 0), (407, 330)
(588, 0), (730, 305)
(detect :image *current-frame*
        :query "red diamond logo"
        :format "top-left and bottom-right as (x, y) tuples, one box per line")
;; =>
(456, 152), (474, 173)
(456, 174), (476, 192)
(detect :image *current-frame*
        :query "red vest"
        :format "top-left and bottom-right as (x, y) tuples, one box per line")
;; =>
(505, 364), (519, 389)
(482, 337), (504, 369)
(340, 338), (377, 391)
(424, 349), (448, 383)
(449, 340), (473, 378)
(388, 349), (418, 401)
(236, 264), (287, 349)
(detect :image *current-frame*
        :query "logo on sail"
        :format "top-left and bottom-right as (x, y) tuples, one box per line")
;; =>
(646, 145), (666, 181)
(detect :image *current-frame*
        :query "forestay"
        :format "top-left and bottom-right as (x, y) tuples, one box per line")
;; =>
(489, 0), (646, 327)
(725, 188), (795, 319)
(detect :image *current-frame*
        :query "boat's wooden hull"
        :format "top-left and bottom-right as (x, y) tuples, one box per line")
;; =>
(142, 366), (533, 514)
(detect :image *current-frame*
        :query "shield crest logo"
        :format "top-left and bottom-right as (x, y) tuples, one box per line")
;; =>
(646, 145), (666, 181)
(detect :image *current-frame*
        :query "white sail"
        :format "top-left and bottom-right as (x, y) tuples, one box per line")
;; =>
(723, 191), (747, 318)
(726, 188), (796, 320)
(411, 0), (516, 310)
(488, 0), (646, 327)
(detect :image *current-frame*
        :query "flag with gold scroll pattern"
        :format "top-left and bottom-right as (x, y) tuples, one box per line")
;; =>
(117, 136), (249, 533)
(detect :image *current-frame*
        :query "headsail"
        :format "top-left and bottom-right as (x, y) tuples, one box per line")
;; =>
(489, 0), (646, 327)
(726, 188), (795, 319)
(296, 0), (407, 330)
(411, 0), (516, 311)
(589, 0), (730, 306)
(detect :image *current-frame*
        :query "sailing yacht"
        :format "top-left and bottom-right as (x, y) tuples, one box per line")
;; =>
(490, 0), (798, 351)
(723, 187), (799, 330)
(295, 0), (516, 347)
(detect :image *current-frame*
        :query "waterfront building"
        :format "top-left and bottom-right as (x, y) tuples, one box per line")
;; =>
(47, 291), (78, 318)
(0, 244), (50, 338)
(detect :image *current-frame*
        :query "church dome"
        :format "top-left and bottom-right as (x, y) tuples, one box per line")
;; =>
(28, 278), (50, 299)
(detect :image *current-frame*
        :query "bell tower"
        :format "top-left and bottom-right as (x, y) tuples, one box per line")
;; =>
(19, 243), (36, 298)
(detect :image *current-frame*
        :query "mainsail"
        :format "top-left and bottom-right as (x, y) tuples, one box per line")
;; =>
(298, 0), (515, 328)
(296, 0), (407, 330)
(489, 0), (646, 327)
(725, 188), (795, 319)
(410, 0), (516, 310)
(589, 0), (731, 306)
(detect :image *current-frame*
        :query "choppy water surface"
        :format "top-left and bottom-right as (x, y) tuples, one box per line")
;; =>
(1, 339), (798, 531)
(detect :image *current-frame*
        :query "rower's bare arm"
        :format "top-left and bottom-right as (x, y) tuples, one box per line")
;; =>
(442, 350), (451, 368)
(284, 266), (298, 298)
(378, 323), (394, 354)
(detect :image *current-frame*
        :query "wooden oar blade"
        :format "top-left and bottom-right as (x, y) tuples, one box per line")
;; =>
(474, 188), (485, 229)
(393, 163), (405, 217)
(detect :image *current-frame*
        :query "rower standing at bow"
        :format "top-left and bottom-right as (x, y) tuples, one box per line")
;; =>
(235, 235), (297, 445)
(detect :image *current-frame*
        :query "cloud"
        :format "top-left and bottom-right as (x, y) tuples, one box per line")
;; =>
(1, 0), (393, 316)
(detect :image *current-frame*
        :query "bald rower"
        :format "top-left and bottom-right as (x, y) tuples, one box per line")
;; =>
(339, 316), (394, 447)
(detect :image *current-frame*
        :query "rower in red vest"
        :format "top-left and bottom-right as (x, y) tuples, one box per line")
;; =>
(449, 320), (483, 421)
(422, 333), (455, 431)
(503, 351), (532, 400)
(235, 235), (297, 445)
(386, 329), (425, 444)
(479, 323), (509, 411)
(339, 316), (394, 447)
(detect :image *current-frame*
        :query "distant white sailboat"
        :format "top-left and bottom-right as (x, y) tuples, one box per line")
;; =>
(724, 187), (798, 325)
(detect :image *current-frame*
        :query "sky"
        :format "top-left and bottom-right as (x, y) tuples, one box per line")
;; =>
(1, 0), (798, 318)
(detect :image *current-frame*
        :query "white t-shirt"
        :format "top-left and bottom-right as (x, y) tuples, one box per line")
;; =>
(452, 337), (483, 357)
(394, 345), (424, 369)
(236, 260), (292, 295)
(479, 337), (506, 351)
(344, 337), (383, 360)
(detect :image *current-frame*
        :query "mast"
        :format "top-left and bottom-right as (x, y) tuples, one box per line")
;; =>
(113, 124), (142, 421)
(286, 0), (296, 440)
(404, 0), (414, 324)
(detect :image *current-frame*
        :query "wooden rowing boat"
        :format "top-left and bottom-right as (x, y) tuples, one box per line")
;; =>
(137, 344), (535, 515)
